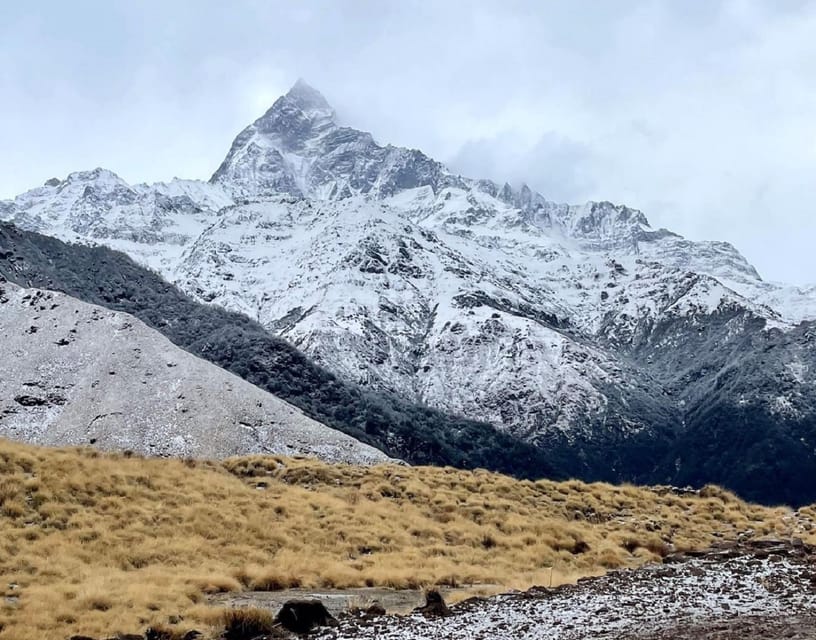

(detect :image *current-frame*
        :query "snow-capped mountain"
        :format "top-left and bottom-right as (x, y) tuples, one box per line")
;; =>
(2, 80), (815, 502)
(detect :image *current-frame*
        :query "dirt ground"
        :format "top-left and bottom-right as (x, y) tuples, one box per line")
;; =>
(209, 585), (493, 616)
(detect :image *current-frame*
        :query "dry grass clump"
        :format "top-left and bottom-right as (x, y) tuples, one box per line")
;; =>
(217, 607), (281, 640)
(0, 439), (805, 639)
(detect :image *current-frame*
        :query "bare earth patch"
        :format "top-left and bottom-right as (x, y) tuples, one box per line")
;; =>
(209, 585), (504, 617)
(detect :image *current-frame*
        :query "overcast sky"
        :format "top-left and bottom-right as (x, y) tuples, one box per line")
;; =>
(1, 1), (813, 284)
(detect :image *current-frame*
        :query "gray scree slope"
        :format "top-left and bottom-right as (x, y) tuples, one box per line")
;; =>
(0, 282), (391, 463)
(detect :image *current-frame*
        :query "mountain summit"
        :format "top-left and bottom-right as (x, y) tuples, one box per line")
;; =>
(284, 78), (335, 114)
(209, 79), (339, 195)
(210, 80), (460, 199)
(255, 77), (338, 140)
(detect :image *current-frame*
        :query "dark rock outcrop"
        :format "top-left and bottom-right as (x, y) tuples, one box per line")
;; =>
(413, 590), (451, 618)
(275, 599), (337, 633)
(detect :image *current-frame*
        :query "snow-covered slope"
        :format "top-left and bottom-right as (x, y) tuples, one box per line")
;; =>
(328, 541), (816, 640)
(0, 280), (391, 464)
(2, 80), (815, 501)
(0, 168), (233, 275)
(210, 79), (465, 201)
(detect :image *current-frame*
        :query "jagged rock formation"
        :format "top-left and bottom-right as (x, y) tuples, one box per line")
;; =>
(2, 80), (815, 503)
(0, 279), (391, 463)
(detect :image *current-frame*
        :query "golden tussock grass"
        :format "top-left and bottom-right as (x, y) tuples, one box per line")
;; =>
(0, 439), (806, 639)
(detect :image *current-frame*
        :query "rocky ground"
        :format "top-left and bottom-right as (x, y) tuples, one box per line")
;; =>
(317, 539), (816, 640)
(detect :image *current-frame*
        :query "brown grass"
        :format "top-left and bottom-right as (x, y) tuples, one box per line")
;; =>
(0, 438), (805, 639)
(216, 607), (281, 640)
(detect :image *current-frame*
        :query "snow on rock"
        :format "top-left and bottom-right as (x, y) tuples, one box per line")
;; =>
(322, 540), (816, 639)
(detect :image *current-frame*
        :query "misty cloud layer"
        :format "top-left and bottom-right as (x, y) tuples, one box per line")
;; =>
(0, 0), (812, 283)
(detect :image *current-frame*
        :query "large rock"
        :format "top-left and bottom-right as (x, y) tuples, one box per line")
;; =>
(275, 599), (336, 633)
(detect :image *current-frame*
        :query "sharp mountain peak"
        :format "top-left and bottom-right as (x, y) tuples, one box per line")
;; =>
(3, 79), (816, 507)
(255, 78), (337, 129)
(284, 78), (334, 112)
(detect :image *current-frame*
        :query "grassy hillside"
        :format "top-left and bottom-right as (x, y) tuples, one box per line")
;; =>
(0, 439), (807, 639)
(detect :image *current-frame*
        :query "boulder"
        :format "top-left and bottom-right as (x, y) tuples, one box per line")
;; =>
(275, 599), (337, 633)
(365, 602), (386, 617)
(413, 590), (451, 617)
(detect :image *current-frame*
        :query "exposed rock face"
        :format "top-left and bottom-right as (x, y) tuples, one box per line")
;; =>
(0, 281), (391, 464)
(2, 80), (815, 502)
(210, 79), (465, 200)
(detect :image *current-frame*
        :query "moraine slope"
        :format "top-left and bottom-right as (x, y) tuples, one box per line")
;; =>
(0, 279), (390, 463)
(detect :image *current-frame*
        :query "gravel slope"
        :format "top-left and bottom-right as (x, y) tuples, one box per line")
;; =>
(0, 280), (392, 463)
